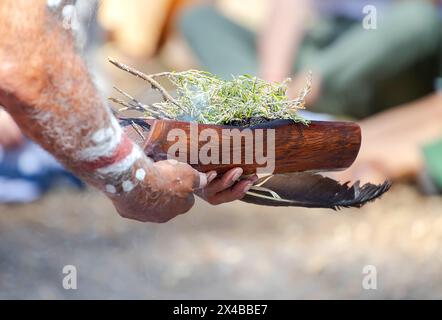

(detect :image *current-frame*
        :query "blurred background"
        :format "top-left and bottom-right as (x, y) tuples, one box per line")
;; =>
(1, 0), (442, 299)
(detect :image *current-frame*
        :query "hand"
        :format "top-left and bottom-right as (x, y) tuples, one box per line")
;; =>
(0, 110), (23, 149)
(111, 159), (208, 223)
(197, 168), (258, 205)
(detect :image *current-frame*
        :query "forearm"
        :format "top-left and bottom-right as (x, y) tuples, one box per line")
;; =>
(0, 1), (241, 223)
(0, 1), (158, 199)
(258, 0), (311, 82)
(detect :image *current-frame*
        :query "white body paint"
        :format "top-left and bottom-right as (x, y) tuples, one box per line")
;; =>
(47, 0), (62, 9)
(77, 117), (122, 161)
(96, 145), (142, 176)
(122, 180), (135, 193)
(135, 169), (146, 181)
(105, 184), (117, 194)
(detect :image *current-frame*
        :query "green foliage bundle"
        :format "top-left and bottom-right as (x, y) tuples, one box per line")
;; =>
(109, 59), (311, 126)
(153, 70), (310, 125)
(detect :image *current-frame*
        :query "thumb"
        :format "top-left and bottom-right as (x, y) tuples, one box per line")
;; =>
(193, 170), (208, 190)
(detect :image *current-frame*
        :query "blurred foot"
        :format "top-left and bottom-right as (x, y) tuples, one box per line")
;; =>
(327, 161), (389, 185)
(329, 94), (442, 185)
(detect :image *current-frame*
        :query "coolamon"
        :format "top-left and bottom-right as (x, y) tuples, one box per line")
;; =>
(143, 119), (361, 175)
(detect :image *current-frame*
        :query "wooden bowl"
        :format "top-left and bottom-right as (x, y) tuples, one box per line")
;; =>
(142, 119), (361, 175)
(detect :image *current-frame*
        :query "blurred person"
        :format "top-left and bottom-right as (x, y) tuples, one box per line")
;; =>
(98, 0), (174, 58)
(0, 1), (256, 222)
(332, 90), (442, 192)
(0, 109), (84, 203)
(0, 0), (101, 204)
(179, 0), (442, 187)
(179, 0), (440, 118)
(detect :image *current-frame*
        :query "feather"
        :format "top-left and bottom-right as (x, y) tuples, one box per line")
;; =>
(117, 117), (390, 210)
(241, 172), (391, 210)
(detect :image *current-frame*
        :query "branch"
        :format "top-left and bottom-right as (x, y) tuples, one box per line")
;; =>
(148, 72), (172, 78)
(130, 120), (146, 141)
(109, 97), (168, 119)
(108, 57), (186, 112)
(112, 86), (149, 112)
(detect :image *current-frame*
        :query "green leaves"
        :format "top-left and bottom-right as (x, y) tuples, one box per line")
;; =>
(151, 70), (311, 125)
(110, 59), (311, 126)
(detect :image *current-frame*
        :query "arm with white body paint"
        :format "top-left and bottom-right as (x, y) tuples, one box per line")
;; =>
(0, 0), (210, 222)
(0, 0), (258, 222)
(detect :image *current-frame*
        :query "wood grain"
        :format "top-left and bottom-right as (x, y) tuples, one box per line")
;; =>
(142, 119), (361, 175)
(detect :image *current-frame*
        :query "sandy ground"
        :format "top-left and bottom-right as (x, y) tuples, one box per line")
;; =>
(1, 183), (442, 299)
(1, 46), (441, 299)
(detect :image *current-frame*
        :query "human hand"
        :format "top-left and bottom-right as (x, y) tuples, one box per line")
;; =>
(111, 159), (208, 223)
(197, 168), (258, 205)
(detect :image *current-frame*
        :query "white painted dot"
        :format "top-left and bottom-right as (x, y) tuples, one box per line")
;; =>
(135, 169), (146, 181)
(62, 4), (76, 17)
(106, 127), (114, 136)
(145, 157), (154, 165)
(62, 4), (80, 31)
(122, 180), (135, 192)
(105, 184), (117, 194)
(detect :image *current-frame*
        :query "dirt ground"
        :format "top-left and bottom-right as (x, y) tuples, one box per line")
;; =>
(1, 48), (441, 300)
(1, 183), (442, 299)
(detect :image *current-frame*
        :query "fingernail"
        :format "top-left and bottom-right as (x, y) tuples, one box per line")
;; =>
(207, 172), (217, 183)
(198, 172), (208, 189)
(232, 168), (243, 182)
(243, 182), (253, 193)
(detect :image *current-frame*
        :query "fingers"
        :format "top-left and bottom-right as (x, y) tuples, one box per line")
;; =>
(192, 170), (208, 190)
(201, 168), (259, 205)
(206, 178), (255, 205)
(206, 171), (218, 184)
(174, 161), (208, 191)
(155, 159), (208, 192)
(203, 168), (244, 197)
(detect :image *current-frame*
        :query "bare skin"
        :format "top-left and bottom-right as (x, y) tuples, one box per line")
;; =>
(258, 0), (442, 185)
(331, 93), (442, 184)
(258, 0), (310, 82)
(258, 0), (321, 105)
(197, 168), (258, 205)
(0, 0), (254, 223)
(0, 109), (24, 149)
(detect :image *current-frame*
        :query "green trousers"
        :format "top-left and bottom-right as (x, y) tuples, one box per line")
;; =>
(179, 2), (442, 191)
(179, 1), (441, 118)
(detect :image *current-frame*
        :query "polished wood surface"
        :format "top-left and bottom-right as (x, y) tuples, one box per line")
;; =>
(142, 119), (361, 175)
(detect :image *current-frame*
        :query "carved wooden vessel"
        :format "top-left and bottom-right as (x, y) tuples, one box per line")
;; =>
(140, 119), (361, 175)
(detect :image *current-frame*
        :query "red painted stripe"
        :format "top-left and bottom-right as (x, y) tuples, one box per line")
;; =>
(79, 134), (134, 171)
